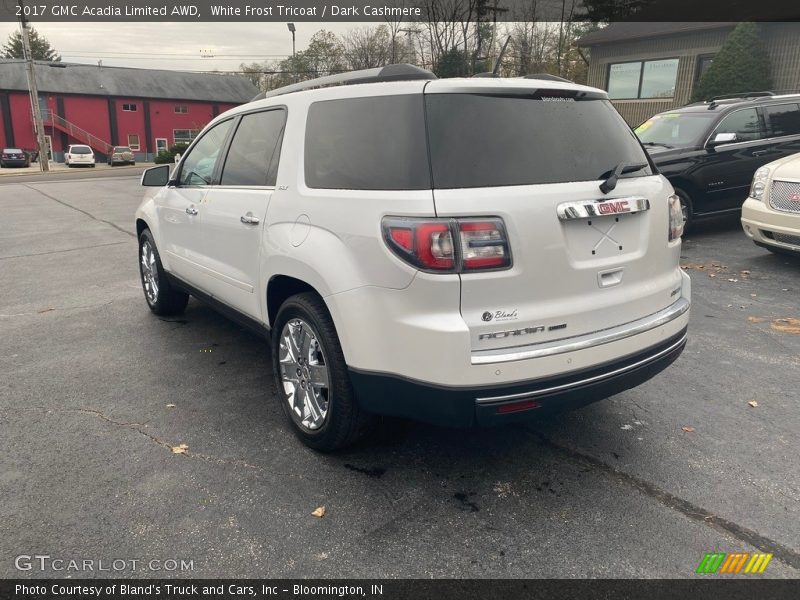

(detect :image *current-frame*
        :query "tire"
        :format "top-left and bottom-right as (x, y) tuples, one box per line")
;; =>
(673, 188), (694, 233)
(272, 292), (373, 452)
(138, 228), (189, 316)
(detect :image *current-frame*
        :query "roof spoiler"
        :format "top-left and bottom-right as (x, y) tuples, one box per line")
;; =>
(251, 64), (437, 102)
(523, 73), (573, 83)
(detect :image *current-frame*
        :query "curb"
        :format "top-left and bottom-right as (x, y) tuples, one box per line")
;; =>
(0, 163), (151, 178)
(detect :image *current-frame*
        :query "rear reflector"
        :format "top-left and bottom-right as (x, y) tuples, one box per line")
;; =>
(496, 399), (539, 414)
(382, 216), (511, 273)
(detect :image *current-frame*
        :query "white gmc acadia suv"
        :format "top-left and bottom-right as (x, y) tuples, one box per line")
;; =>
(136, 65), (691, 451)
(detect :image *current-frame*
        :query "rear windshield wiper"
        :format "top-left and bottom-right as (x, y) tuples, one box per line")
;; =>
(641, 141), (674, 149)
(599, 161), (649, 194)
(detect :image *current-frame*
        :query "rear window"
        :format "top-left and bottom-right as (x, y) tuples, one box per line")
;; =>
(70, 146), (92, 154)
(425, 93), (652, 188)
(304, 95), (430, 190)
(114, 147), (131, 152)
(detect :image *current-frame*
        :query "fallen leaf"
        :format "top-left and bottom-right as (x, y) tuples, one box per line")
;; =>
(748, 316), (767, 324)
(727, 278), (739, 283)
(171, 444), (189, 454)
(682, 426), (695, 433)
(771, 318), (800, 334)
(166, 404), (176, 408)
(708, 273), (716, 278)
(311, 506), (326, 518)
(740, 270), (751, 276)
(750, 294), (757, 297)
(748, 401), (758, 408)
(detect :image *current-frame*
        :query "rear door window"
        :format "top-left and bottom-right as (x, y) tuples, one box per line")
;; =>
(221, 109), (287, 187)
(304, 95), (430, 190)
(764, 103), (800, 137)
(425, 93), (651, 188)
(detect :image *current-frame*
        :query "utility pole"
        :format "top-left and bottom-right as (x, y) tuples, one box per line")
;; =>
(18, 1), (49, 172)
(287, 23), (297, 83)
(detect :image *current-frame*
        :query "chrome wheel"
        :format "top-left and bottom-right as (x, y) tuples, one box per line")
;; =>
(140, 240), (159, 304)
(278, 318), (330, 431)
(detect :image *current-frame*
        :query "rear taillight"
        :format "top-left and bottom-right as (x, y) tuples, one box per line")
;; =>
(382, 217), (511, 273)
(667, 194), (684, 241)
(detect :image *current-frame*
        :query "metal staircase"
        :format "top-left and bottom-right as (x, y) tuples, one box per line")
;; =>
(41, 110), (113, 154)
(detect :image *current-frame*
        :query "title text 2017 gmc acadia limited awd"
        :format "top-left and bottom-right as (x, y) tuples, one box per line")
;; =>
(136, 65), (690, 451)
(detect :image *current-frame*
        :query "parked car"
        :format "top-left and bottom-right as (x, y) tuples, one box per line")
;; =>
(0, 148), (30, 168)
(64, 145), (95, 167)
(741, 151), (800, 256)
(136, 65), (690, 451)
(635, 92), (800, 228)
(108, 146), (135, 166)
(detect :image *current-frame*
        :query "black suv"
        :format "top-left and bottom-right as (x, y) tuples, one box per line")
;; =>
(635, 92), (800, 227)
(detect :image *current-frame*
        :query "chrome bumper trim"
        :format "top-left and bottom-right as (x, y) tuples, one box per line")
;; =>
(476, 332), (687, 405)
(471, 297), (690, 365)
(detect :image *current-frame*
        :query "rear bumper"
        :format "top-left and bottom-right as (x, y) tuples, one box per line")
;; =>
(349, 327), (687, 427)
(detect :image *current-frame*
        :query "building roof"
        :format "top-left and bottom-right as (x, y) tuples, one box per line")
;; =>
(0, 59), (258, 103)
(576, 22), (733, 47)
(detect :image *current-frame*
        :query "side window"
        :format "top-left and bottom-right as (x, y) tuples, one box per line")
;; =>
(764, 103), (800, 137)
(304, 95), (429, 190)
(220, 109), (287, 187)
(714, 108), (763, 142)
(177, 119), (234, 186)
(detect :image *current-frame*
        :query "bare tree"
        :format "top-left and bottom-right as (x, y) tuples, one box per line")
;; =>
(341, 26), (393, 70)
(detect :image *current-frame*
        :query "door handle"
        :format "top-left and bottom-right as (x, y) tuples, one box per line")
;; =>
(185, 206), (198, 216)
(240, 213), (260, 225)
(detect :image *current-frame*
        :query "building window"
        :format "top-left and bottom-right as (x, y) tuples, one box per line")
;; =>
(607, 58), (679, 100)
(127, 134), (140, 151)
(173, 129), (201, 146)
(122, 103), (137, 112)
(695, 55), (715, 86)
(174, 105), (188, 114)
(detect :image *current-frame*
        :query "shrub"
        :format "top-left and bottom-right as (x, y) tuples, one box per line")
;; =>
(154, 143), (189, 164)
(691, 23), (772, 103)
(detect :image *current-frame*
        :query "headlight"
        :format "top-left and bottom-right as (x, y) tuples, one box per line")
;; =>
(749, 167), (771, 201)
(668, 194), (684, 241)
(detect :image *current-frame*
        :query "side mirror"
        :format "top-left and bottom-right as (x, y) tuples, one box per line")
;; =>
(141, 164), (170, 187)
(708, 132), (737, 149)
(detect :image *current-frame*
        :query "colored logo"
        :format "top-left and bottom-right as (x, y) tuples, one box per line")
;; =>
(696, 552), (772, 574)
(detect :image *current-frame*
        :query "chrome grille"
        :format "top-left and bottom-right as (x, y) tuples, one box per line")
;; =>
(773, 232), (800, 247)
(769, 180), (800, 214)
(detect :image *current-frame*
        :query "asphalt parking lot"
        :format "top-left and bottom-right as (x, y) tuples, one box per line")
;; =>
(1, 171), (798, 579)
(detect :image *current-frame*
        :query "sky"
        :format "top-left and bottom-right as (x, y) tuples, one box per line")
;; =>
(0, 22), (362, 72)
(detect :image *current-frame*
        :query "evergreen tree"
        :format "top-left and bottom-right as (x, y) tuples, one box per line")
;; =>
(691, 22), (771, 102)
(3, 27), (61, 61)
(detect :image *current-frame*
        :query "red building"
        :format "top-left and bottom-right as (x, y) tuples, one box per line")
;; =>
(0, 59), (258, 161)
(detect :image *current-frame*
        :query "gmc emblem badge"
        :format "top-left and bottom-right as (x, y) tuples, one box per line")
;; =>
(557, 197), (651, 221)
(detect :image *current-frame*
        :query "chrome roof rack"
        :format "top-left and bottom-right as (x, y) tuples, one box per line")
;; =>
(251, 64), (437, 101)
(707, 91), (775, 102)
